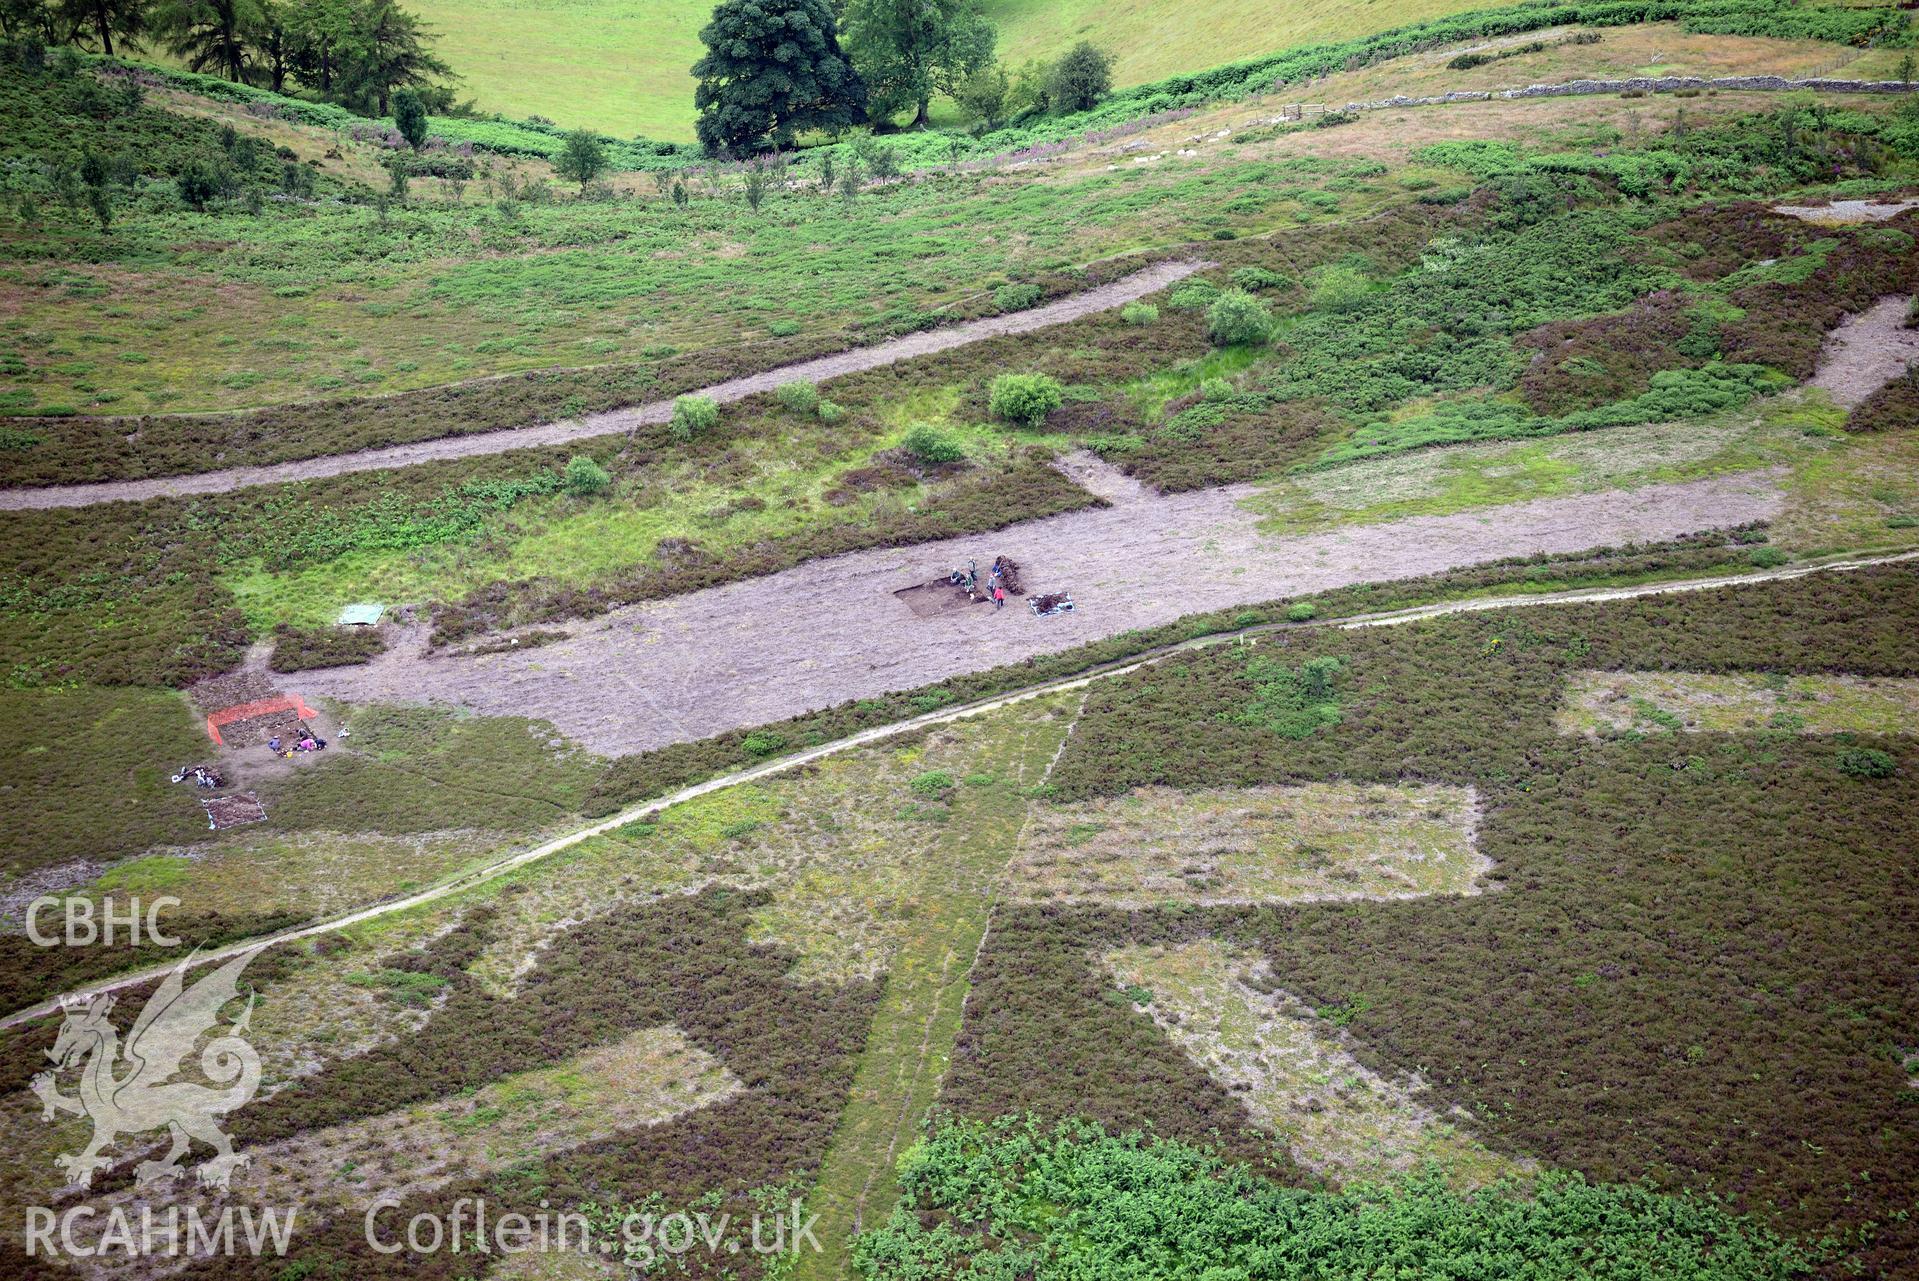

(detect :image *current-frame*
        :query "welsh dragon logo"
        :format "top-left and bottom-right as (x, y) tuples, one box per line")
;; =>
(32, 949), (264, 1191)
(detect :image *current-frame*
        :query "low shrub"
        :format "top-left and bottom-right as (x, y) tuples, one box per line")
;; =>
(902, 424), (966, 467)
(989, 373), (1066, 427)
(1205, 289), (1275, 347)
(1120, 302), (1159, 326)
(669, 394), (719, 441)
(817, 399), (846, 423)
(1307, 262), (1373, 313)
(741, 729), (787, 758)
(1168, 280), (1220, 310)
(909, 769), (955, 799)
(1222, 652), (1344, 739)
(561, 455), (612, 497)
(1286, 601), (1318, 622)
(1837, 747), (1897, 779)
(993, 282), (1044, 313)
(774, 380), (821, 415)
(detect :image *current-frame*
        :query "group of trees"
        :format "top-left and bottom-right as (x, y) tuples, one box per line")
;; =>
(691, 0), (1115, 155)
(0, 0), (451, 114)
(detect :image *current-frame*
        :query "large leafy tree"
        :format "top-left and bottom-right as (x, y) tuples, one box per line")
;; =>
(56, 0), (146, 57)
(155, 0), (255, 80)
(842, 0), (992, 128)
(692, 0), (866, 155)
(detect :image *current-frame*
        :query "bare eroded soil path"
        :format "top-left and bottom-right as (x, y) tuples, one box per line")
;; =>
(299, 464), (1785, 756)
(0, 261), (1205, 511)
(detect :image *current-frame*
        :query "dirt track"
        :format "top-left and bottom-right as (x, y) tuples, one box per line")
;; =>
(298, 461), (1786, 756)
(0, 262), (1206, 511)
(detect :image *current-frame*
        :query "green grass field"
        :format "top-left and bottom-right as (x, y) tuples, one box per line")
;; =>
(409, 0), (1496, 139)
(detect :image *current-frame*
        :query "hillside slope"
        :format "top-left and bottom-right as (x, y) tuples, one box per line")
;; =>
(404, 0), (1499, 138)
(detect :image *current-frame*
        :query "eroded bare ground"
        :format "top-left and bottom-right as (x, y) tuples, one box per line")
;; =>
(0, 262), (1205, 511)
(298, 466), (1783, 757)
(1006, 783), (1486, 907)
(1806, 296), (1919, 410)
(1104, 939), (1527, 1188)
(1557, 670), (1919, 735)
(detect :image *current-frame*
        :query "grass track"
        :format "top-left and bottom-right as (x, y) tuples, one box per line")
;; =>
(795, 697), (1077, 1278)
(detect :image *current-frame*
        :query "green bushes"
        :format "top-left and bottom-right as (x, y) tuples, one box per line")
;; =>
(993, 283), (1044, 313)
(1306, 261), (1374, 313)
(989, 373), (1065, 427)
(1204, 289), (1274, 347)
(1167, 280), (1220, 310)
(901, 424), (966, 467)
(771, 379), (845, 424)
(1837, 746), (1897, 779)
(1221, 652), (1343, 739)
(859, 1118), (1813, 1280)
(909, 769), (956, 799)
(669, 393), (719, 441)
(1119, 302), (1159, 326)
(561, 455), (613, 497)
(741, 729), (787, 758)
(774, 379), (821, 415)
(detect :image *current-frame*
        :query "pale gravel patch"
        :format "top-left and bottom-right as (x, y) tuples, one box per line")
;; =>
(0, 262), (1207, 511)
(1556, 670), (1919, 736)
(1007, 783), (1487, 908)
(296, 468), (1785, 758)
(1105, 940), (1527, 1188)
(1774, 199), (1919, 224)
(1806, 296), (1919, 410)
